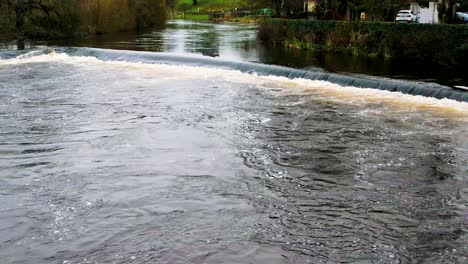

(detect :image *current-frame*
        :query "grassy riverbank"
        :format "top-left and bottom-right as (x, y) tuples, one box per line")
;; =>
(175, 0), (270, 12)
(259, 19), (468, 68)
(171, 0), (271, 22)
(173, 13), (264, 23)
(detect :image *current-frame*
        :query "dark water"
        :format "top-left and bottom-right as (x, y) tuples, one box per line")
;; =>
(1, 20), (467, 87)
(0, 21), (468, 264)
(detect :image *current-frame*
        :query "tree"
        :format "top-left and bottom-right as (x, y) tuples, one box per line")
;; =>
(178, 3), (191, 18)
(459, 0), (468, 12)
(193, 0), (197, 5)
(168, 0), (175, 19)
(439, 0), (463, 23)
(0, 0), (80, 36)
(129, 0), (167, 30)
(271, 0), (305, 17)
(0, 0), (167, 40)
(271, 0), (281, 16)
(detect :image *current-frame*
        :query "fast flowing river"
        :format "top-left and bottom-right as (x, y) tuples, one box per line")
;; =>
(0, 21), (467, 264)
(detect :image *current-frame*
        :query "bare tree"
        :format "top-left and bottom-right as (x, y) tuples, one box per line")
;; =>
(168, 0), (176, 19)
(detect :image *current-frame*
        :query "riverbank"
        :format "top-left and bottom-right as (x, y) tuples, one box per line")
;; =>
(259, 19), (468, 68)
(173, 13), (264, 23)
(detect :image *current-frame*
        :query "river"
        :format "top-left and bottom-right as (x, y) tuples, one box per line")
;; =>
(0, 20), (467, 263)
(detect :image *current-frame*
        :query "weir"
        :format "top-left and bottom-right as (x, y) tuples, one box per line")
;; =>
(2, 47), (467, 102)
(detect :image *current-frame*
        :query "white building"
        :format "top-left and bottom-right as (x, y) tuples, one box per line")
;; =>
(410, 1), (439, 24)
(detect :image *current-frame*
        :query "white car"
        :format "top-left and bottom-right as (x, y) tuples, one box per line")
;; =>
(395, 10), (417, 22)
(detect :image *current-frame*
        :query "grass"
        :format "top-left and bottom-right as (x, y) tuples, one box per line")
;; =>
(176, 0), (251, 12)
(173, 0), (272, 22)
(225, 15), (267, 24)
(173, 14), (210, 21)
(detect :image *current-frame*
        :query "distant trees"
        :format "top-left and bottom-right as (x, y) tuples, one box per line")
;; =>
(438, 0), (463, 23)
(361, 0), (405, 21)
(269, 0), (455, 22)
(129, 0), (167, 30)
(271, 0), (282, 16)
(271, 0), (309, 16)
(460, 0), (468, 11)
(308, 0), (463, 22)
(0, 0), (80, 38)
(0, 0), (167, 40)
(178, 3), (191, 18)
(0, 1), (14, 39)
(168, 0), (176, 18)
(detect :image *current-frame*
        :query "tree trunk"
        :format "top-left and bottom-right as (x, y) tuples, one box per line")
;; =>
(273, 0), (281, 16)
(447, 0), (456, 23)
(15, 0), (25, 32)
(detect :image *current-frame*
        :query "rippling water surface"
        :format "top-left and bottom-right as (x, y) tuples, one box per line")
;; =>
(0, 22), (468, 264)
(1, 20), (467, 86)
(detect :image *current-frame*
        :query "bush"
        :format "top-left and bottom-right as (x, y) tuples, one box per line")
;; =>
(259, 19), (468, 67)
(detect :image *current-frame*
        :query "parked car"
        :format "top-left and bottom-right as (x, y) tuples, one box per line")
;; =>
(455, 12), (468, 24)
(395, 10), (417, 22)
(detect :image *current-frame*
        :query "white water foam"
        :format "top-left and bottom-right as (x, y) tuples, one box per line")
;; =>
(1, 52), (467, 117)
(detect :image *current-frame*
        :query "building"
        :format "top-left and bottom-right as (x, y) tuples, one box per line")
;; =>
(410, 1), (440, 24)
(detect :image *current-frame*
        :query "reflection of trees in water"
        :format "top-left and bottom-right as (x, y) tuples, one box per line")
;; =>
(256, 43), (322, 67)
(196, 29), (220, 57)
(224, 31), (258, 56)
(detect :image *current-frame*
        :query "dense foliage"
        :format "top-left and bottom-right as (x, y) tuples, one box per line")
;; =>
(259, 19), (468, 68)
(0, 0), (166, 40)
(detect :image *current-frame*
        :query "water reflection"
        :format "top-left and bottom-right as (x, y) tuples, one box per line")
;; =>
(0, 20), (466, 87)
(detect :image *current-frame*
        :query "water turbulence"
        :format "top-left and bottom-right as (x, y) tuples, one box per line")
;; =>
(0, 49), (467, 263)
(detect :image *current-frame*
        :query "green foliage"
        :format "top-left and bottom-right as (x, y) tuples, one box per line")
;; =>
(171, 0), (273, 21)
(0, 0), (167, 41)
(175, 14), (210, 21)
(259, 19), (468, 67)
(0, 2), (15, 40)
(460, 0), (468, 12)
(80, 0), (166, 34)
(310, 0), (397, 21)
(174, 0), (271, 12)
(25, 0), (81, 38)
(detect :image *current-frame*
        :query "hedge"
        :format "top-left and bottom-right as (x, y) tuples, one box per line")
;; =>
(259, 19), (468, 68)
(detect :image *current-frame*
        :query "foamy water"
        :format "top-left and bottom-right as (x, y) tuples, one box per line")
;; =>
(2, 52), (467, 117)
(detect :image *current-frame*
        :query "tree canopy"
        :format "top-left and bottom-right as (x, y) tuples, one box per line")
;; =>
(0, 0), (167, 40)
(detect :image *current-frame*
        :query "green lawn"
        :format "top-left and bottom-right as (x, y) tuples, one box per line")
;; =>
(171, 0), (272, 22)
(176, 0), (244, 11)
(175, 0), (270, 13)
(174, 13), (210, 21)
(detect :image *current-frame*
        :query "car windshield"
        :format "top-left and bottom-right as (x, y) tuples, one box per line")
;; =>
(398, 11), (410, 14)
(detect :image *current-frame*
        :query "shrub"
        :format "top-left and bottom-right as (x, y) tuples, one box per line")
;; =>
(259, 19), (468, 67)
